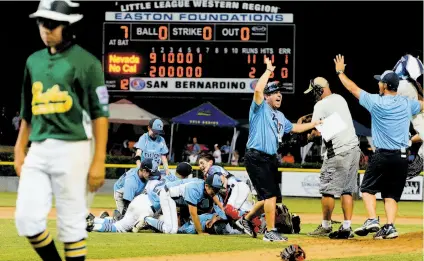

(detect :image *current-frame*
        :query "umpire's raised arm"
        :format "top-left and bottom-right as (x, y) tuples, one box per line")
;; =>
(253, 57), (276, 105)
(333, 54), (362, 99)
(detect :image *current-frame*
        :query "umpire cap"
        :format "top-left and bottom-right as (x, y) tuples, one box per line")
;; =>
(176, 162), (192, 177)
(374, 70), (400, 91)
(29, 0), (83, 24)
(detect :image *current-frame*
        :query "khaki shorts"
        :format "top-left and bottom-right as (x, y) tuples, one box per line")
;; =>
(320, 146), (361, 196)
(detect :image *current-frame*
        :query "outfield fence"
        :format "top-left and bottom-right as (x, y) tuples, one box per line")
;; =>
(0, 162), (422, 201)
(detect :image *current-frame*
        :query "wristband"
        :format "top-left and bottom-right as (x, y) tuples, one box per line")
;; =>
(336, 70), (344, 75)
(134, 155), (141, 162)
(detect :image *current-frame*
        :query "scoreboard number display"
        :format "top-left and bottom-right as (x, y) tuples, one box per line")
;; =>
(103, 7), (295, 94)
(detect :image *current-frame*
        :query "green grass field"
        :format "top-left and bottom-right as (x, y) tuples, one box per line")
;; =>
(0, 192), (422, 261)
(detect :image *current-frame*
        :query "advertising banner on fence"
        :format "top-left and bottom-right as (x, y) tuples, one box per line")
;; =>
(281, 172), (322, 198)
(282, 171), (423, 201)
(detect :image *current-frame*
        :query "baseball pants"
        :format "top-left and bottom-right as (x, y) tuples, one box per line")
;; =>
(155, 188), (179, 234)
(15, 139), (92, 243)
(227, 182), (253, 213)
(94, 194), (154, 232)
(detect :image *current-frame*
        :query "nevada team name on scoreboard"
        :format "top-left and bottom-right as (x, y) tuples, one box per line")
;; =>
(103, 2), (295, 94)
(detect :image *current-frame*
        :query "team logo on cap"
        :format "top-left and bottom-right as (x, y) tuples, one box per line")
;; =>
(250, 80), (258, 90)
(130, 77), (145, 91)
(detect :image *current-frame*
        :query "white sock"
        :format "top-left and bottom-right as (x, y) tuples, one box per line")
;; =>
(94, 217), (104, 224)
(322, 220), (331, 229)
(343, 220), (351, 229)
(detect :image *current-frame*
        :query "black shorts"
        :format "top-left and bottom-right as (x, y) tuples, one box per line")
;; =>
(360, 149), (408, 202)
(244, 149), (280, 201)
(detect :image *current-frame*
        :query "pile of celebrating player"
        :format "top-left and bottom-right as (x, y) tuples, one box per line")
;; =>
(86, 152), (298, 236)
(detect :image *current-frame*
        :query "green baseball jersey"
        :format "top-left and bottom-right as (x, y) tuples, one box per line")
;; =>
(21, 44), (110, 142)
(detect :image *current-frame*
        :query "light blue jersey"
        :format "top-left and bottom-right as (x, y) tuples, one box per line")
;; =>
(178, 213), (214, 234)
(359, 90), (421, 149)
(165, 178), (206, 206)
(148, 176), (197, 211)
(246, 101), (293, 155)
(135, 133), (169, 168)
(113, 168), (147, 201)
(206, 165), (240, 187)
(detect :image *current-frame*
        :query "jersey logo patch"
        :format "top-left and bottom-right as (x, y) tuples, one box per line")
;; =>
(96, 86), (109, 104)
(31, 82), (73, 115)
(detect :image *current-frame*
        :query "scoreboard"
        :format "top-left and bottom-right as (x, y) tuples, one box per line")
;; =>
(103, 11), (295, 94)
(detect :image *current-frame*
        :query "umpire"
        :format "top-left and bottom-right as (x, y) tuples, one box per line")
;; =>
(235, 57), (321, 242)
(334, 55), (423, 240)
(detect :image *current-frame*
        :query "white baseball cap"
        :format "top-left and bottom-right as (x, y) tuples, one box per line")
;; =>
(29, 0), (83, 24)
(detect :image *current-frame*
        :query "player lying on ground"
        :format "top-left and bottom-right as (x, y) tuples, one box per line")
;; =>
(144, 174), (224, 234)
(178, 213), (242, 235)
(113, 158), (160, 217)
(87, 162), (193, 233)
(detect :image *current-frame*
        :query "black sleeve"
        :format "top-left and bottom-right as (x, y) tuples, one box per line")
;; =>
(122, 199), (131, 216)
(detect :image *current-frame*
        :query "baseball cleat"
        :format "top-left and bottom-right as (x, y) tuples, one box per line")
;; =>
(307, 224), (332, 236)
(354, 217), (380, 236)
(263, 229), (288, 242)
(329, 225), (354, 239)
(100, 211), (109, 219)
(373, 224), (398, 240)
(86, 213), (95, 232)
(132, 218), (149, 233)
(235, 217), (257, 238)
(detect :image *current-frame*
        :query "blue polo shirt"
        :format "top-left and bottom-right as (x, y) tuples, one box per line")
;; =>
(359, 90), (421, 149)
(246, 100), (293, 155)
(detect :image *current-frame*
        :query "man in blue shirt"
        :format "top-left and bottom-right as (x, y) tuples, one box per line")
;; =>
(134, 118), (170, 175)
(113, 158), (160, 216)
(334, 54), (423, 240)
(236, 57), (322, 242)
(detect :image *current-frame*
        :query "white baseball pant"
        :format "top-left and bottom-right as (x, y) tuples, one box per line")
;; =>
(15, 139), (92, 243)
(158, 188), (179, 234)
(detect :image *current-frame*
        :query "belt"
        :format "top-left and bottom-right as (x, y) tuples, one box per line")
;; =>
(376, 148), (406, 153)
(246, 148), (276, 158)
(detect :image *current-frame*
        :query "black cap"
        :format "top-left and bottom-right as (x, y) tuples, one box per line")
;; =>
(140, 158), (160, 176)
(374, 70), (400, 91)
(176, 162), (192, 177)
(264, 81), (284, 95)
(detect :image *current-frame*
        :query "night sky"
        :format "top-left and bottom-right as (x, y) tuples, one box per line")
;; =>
(0, 1), (422, 148)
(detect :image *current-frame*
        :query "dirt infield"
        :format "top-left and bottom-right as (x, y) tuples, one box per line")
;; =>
(1, 207), (422, 261)
(89, 232), (423, 261)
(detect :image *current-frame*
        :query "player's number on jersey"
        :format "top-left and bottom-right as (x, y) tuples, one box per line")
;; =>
(120, 26), (128, 39)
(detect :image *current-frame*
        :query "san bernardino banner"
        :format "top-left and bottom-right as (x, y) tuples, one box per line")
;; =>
(127, 77), (259, 94)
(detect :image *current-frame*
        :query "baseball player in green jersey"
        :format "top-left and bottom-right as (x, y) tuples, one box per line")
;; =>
(14, 1), (109, 261)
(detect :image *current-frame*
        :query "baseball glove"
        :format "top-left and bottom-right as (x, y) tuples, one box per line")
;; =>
(407, 144), (423, 180)
(280, 244), (306, 261)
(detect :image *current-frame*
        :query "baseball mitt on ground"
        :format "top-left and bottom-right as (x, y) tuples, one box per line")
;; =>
(280, 244), (306, 261)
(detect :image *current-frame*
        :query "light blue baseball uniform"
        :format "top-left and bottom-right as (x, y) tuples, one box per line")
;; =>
(359, 90), (421, 149)
(113, 168), (147, 201)
(206, 165), (240, 187)
(135, 133), (169, 168)
(246, 101), (293, 155)
(165, 178), (206, 206)
(178, 213), (214, 234)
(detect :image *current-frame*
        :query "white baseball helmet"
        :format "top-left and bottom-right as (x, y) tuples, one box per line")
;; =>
(29, 0), (83, 24)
